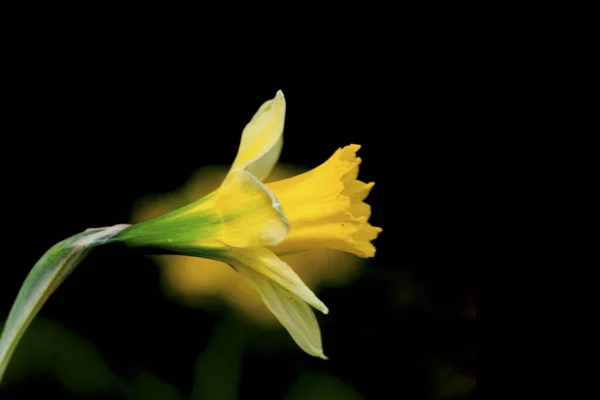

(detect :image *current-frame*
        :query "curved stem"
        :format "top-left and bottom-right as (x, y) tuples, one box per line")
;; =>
(0, 224), (130, 382)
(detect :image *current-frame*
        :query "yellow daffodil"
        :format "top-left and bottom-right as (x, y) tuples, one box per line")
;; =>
(132, 165), (365, 326)
(117, 91), (381, 359)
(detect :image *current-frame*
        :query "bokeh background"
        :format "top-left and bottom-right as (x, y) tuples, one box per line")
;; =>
(1, 43), (476, 399)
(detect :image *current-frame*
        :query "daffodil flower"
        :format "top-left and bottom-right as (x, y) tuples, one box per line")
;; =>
(116, 91), (381, 359)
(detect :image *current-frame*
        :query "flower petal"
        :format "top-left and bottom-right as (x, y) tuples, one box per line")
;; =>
(226, 90), (286, 183)
(217, 171), (289, 248)
(235, 264), (328, 359)
(226, 247), (328, 315)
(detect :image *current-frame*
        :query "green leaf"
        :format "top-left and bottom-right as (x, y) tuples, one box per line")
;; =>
(130, 370), (184, 400)
(0, 224), (130, 382)
(1, 318), (120, 395)
(284, 373), (366, 400)
(191, 316), (246, 400)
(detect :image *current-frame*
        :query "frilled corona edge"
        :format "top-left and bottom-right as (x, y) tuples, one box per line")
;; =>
(268, 144), (382, 258)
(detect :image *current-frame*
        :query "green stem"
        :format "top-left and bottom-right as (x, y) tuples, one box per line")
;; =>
(0, 224), (130, 382)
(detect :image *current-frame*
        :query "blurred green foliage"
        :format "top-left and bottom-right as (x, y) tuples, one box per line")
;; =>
(2, 316), (383, 399)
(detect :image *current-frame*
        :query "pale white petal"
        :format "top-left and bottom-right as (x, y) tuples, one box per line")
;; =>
(226, 247), (328, 315)
(225, 90), (286, 183)
(235, 265), (328, 359)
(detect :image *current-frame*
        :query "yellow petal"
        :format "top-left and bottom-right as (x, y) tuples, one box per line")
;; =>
(235, 264), (328, 359)
(225, 90), (286, 183)
(226, 247), (328, 315)
(216, 171), (289, 248)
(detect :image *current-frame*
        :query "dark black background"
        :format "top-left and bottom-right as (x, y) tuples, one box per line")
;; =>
(1, 34), (476, 399)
